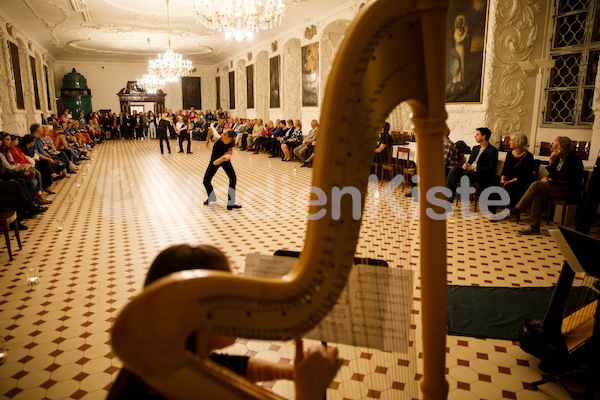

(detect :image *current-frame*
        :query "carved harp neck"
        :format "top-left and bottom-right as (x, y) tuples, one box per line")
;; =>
(112, 1), (450, 399)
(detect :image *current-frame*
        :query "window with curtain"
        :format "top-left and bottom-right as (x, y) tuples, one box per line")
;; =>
(30, 56), (41, 110)
(543, 0), (599, 126)
(44, 65), (52, 109)
(8, 41), (25, 110)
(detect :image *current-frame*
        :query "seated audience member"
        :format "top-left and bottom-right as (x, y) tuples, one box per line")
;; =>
(444, 126), (459, 175)
(281, 119), (302, 161)
(13, 135), (53, 203)
(445, 127), (498, 202)
(294, 119), (318, 162)
(39, 125), (70, 174)
(509, 136), (584, 235)
(301, 140), (316, 168)
(266, 119), (285, 157)
(373, 122), (392, 167)
(107, 244), (342, 400)
(246, 119), (264, 150)
(0, 178), (48, 230)
(0, 133), (41, 202)
(252, 120), (273, 154)
(234, 119), (248, 147)
(488, 133), (533, 221)
(52, 126), (80, 172)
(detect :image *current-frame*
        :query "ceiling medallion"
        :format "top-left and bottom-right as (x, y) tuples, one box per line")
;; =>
(193, 0), (286, 42)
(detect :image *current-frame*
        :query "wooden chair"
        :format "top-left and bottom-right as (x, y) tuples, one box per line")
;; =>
(539, 141), (552, 156)
(547, 170), (590, 226)
(0, 211), (22, 261)
(380, 147), (396, 180)
(395, 147), (415, 189)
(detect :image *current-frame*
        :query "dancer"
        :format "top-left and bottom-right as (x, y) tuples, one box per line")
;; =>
(156, 113), (171, 154)
(176, 116), (192, 154)
(203, 123), (241, 210)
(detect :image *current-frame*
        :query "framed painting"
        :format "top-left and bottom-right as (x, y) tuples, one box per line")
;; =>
(229, 71), (236, 109)
(182, 77), (201, 110)
(302, 42), (319, 107)
(269, 55), (280, 108)
(9, 41), (25, 110)
(216, 76), (221, 110)
(246, 64), (255, 109)
(446, 0), (489, 103)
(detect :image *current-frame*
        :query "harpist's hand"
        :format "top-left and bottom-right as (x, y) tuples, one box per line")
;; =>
(293, 339), (342, 400)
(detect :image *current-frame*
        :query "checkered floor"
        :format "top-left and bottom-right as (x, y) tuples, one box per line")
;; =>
(1, 138), (598, 399)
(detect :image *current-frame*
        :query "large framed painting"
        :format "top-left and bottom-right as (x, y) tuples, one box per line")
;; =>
(215, 76), (221, 110)
(8, 41), (25, 110)
(182, 77), (201, 110)
(246, 64), (255, 109)
(269, 55), (280, 108)
(302, 42), (319, 107)
(228, 71), (236, 109)
(446, 0), (489, 103)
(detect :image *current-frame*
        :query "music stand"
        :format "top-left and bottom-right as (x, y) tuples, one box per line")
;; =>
(273, 250), (389, 400)
(531, 227), (600, 399)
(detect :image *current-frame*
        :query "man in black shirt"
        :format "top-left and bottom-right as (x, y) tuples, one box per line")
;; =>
(203, 124), (241, 210)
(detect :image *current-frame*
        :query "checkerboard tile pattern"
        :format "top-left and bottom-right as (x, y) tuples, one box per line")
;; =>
(0, 139), (598, 399)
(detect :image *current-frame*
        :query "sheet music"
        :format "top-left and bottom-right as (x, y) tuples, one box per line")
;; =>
(244, 254), (414, 353)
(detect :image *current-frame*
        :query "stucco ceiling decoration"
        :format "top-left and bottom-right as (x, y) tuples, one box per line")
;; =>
(0, 0), (350, 64)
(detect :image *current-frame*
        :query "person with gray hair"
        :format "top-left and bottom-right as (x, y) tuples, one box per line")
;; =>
(509, 136), (584, 234)
(488, 133), (534, 221)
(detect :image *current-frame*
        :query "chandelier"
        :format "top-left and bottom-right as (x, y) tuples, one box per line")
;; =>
(148, 0), (194, 82)
(137, 39), (165, 94)
(137, 73), (165, 94)
(193, 0), (286, 42)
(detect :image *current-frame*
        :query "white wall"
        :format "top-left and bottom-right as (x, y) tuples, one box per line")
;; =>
(53, 61), (216, 114)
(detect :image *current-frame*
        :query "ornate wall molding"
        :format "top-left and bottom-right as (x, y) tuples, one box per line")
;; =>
(485, 0), (541, 144)
(236, 60), (247, 116)
(282, 41), (301, 119)
(255, 51), (269, 120)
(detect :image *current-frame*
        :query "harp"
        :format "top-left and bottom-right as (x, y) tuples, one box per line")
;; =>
(518, 151), (600, 370)
(111, 0), (450, 399)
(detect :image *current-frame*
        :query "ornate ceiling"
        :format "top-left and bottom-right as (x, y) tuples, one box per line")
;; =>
(0, 0), (351, 64)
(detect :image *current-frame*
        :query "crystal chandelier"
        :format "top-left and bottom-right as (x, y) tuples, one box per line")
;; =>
(193, 0), (286, 42)
(137, 39), (165, 94)
(137, 73), (165, 94)
(148, 0), (194, 82)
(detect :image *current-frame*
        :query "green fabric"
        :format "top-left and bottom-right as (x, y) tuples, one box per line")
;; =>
(447, 285), (596, 341)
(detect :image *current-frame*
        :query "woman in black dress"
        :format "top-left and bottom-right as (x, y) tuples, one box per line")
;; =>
(203, 124), (241, 210)
(156, 114), (172, 154)
(489, 132), (533, 220)
(498, 133), (534, 205)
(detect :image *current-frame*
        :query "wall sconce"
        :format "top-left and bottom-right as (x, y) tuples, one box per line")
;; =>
(517, 59), (555, 76)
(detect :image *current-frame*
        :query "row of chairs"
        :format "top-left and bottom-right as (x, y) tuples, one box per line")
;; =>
(374, 147), (415, 189)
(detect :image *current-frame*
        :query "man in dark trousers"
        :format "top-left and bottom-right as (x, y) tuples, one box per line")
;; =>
(446, 127), (498, 202)
(203, 124), (241, 210)
(156, 114), (172, 154)
(510, 136), (584, 235)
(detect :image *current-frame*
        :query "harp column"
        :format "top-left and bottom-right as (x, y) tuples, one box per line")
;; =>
(415, 1), (450, 400)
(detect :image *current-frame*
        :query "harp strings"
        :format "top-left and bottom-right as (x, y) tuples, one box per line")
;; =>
(563, 273), (599, 335)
